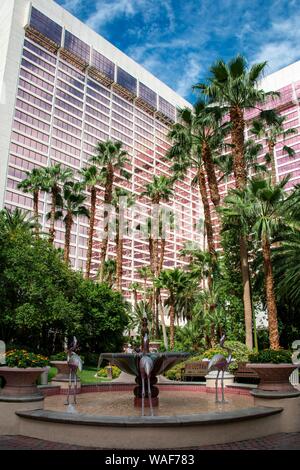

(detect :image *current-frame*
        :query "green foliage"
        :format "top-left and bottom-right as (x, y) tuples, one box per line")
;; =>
(164, 340), (250, 379)
(49, 352), (67, 361)
(3, 349), (49, 368)
(249, 349), (292, 364)
(97, 365), (121, 379)
(74, 280), (129, 354)
(0, 210), (129, 355)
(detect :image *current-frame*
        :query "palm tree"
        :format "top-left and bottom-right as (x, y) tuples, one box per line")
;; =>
(194, 56), (277, 349)
(137, 266), (152, 298)
(129, 282), (140, 308)
(17, 167), (47, 237)
(44, 164), (73, 244)
(79, 164), (104, 278)
(250, 110), (296, 185)
(0, 208), (35, 239)
(155, 268), (192, 349)
(167, 105), (219, 260)
(111, 187), (135, 292)
(170, 100), (226, 209)
(141, 175), (173, 335)
(222, 177), (290, 349)
(274, 230), (300, 308)
(101, 259), (116, 287)
(55, 181), (89, 264)
(91, 140), (130, 282)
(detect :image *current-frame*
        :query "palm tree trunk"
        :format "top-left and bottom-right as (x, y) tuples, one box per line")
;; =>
(64, 213), (73, 263)
(198, 167), (216, 277)
(262, 235), (280, 349)
(230, 105), (253, 350)
(49, 186), (57, 244)
(86, 186), (96, 278)
(159, 295), (168, 350)
(169, 297), (175, 350)
(115, 236), (123, 292)
(33, 190), (39, 239)
(268, 141), (277, 185)
(202, 142), (221, 208)
(159, 238), (166, 273)
(99, 164), (114, 282)
(230, 106), (247, 188)
(239, 236), (253, 349)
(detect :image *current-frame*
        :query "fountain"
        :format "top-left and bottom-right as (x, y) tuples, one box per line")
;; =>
(99, 314), (189, 409)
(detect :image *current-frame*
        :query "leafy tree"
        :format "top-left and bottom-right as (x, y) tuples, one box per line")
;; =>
(74, 280), (129, 353)
(17, 167), (47, 238)
(250, 110), (296, 185)
(222, 177), (291, 349)
(112, 188), (135, 292)
(195, 55), (278, 349)
(167, 105), (217, 260)
(55, 181), (89, 264)
(44, 164), (73, 244)
(91, 140), (130, 282)
(155, 268), (192, 349)
(79, 164), (104, 278)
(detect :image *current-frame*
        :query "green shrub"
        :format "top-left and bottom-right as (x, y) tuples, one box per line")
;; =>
(79, 352), (99, 367)
(164, 340), (250, 379)
(50, 352), (67, 361)
(3, 349), (49, 368)
(249, 349), (292, 364)
(96, 365), (121, 379)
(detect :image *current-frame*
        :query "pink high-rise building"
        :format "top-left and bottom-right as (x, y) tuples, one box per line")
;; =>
(0, 0), (203, 297)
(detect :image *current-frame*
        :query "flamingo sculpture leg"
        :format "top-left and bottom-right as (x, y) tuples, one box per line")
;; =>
(141, 374), (145, 417)
(147, 374), (153, 416)
(215, 370), (220, 403)
(208, 334), (233, 405)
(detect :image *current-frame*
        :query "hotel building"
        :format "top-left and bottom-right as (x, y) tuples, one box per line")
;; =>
(1, 1), (300, 295)
(0, 0), (204, 296)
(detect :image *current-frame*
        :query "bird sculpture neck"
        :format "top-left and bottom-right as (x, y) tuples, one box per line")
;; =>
(141, 317), (150, 353)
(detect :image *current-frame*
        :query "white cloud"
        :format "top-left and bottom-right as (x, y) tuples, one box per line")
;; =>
(253, 14), (300, 72)
(86, 0), (144, 30)
(175, 54), (202, 97)
(59, 0), (82, 13)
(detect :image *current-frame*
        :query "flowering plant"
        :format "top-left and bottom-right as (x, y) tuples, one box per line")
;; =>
(3, 349), (49, 368)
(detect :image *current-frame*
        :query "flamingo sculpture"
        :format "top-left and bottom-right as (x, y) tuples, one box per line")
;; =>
(139, 330), (154, 417)
(66, 336), (83, 407)
(208, 334), (232, 403)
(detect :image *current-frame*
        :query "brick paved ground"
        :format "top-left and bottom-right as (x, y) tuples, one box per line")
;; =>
(0, 433), (299, 450)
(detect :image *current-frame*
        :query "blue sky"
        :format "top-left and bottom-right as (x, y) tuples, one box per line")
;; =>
(55, 0), (300, 103)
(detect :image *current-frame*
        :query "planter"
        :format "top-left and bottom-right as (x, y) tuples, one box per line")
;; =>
(246, 363), (298, 393)
(0, 367), (46, 399)
(50, 361), (69, 381)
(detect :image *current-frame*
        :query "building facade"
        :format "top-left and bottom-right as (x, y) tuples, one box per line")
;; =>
(0, 0), (204, 295)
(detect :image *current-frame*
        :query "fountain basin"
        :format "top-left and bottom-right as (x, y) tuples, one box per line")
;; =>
(99, 352), (189, 406)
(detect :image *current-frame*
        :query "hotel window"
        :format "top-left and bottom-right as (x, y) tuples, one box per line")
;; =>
(158, 97), (175, 121)
(55, 98), (83, 118)
(24, 40), (57, 65)
(139, 82), (157, 109)
(87, 79), (110, 98)
(21, 59), (55, 82)
(85, 105), (110, 123)
(91, 49), (115, 81)
(64, 31), (90, 63)
(59, 61), (85, 82)
(23, 50), (56, 74)
(29, 7), (62, 46)
(19, 68), (54, 93)
(116, 67), (137, 95)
